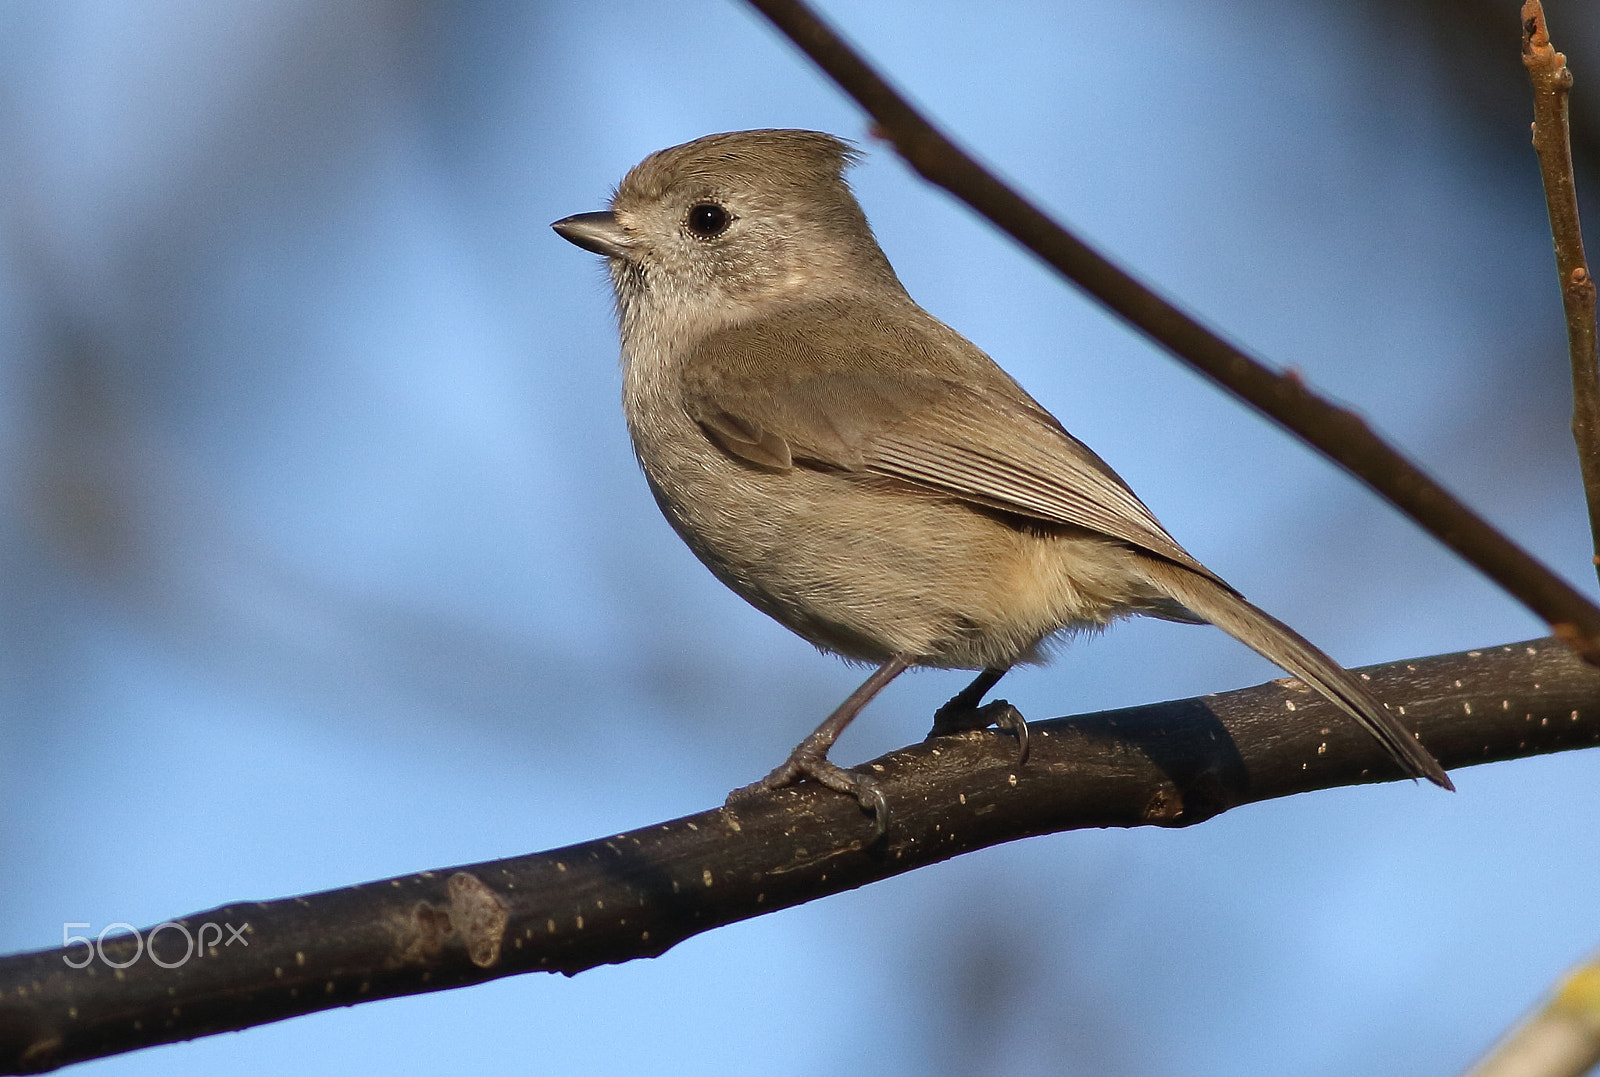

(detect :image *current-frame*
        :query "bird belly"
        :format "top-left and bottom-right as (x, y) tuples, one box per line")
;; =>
(633, 418), (1161, 669)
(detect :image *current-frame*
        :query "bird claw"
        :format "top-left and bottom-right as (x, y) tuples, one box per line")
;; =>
(928, 697), (1031, 767)
(727, 752), (890, 836)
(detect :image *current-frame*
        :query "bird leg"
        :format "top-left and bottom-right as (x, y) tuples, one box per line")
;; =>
(728, 655), (912, 833)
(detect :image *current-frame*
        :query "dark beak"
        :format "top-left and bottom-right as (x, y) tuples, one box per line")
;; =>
(552, 211), (629, 258)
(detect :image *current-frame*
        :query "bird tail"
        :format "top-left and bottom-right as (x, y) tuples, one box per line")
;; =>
(1139, 559), (1453, 791)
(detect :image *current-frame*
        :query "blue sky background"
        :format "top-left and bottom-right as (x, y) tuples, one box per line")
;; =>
(2, 1), (1598, 1074)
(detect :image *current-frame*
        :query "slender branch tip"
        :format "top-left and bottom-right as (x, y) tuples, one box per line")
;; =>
(1522, 1), (1568, 80)
(1522, 1), (1548, 56)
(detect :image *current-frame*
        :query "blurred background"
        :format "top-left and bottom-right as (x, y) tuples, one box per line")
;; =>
(2, 1), (1598, 1073)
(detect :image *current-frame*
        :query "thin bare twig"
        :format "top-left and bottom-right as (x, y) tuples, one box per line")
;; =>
(2, 638), (1599, 1073)
(1523, 1), (1600, 588)
(742, 0), (1600, 660)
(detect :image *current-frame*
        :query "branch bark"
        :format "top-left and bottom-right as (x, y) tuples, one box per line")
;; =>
(742, 0), (1600, 660)
(1523, 1), (1600, 588)
(2, 638), (1597, 1073)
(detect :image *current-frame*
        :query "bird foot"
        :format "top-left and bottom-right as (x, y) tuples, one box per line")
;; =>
(727, 750), (889, 835)
(927, 697), (1031, 766)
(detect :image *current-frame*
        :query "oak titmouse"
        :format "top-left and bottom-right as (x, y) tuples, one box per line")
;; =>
(553, 129), (1450, 823)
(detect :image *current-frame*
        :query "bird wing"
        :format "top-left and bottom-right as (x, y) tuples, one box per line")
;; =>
(677, 304), (1222, 583)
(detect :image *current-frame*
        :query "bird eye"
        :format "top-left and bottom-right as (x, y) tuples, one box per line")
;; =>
(685, 202), (733, 238)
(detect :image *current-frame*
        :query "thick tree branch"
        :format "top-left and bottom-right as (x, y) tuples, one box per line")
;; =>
(1523, 2), (1600, 587)
(742, 0), (1600, 659)
(2, 638), (1597, 1073)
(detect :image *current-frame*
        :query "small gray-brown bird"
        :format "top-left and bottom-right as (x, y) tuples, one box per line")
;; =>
(553, 128), (1451, 825)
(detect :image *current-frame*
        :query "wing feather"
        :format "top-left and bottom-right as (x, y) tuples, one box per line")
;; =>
(677, 303), (1222, 584)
